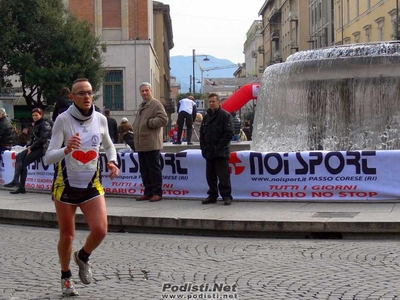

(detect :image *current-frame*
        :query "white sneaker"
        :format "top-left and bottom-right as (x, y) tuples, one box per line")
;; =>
(74, 250), (92, 284)
(61, 277), (78, 296)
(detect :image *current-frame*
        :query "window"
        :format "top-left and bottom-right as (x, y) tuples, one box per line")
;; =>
(104, 70), (124, 111)
(356, 0), (359, 16)
(353, 31), (360, 43)
(389, 9), (398, 40)
(318, 2), (322, 20)
(364, 25), (372, 42)
(375, 17), (385, 41)
(367, 0), (371, 9)
(102, 0), (121, 28)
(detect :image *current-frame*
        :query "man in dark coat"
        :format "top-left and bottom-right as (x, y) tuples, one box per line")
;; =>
(104, 109), (118, 143)
(0, 108), (15, 152)
(231, 111), (241, 141)
(52, 87), (73, 121)
(200, 93), (234, 206)
(5, 108), (53, 193)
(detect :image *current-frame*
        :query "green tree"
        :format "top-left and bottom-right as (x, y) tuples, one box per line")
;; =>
(0, 0), (106, 109)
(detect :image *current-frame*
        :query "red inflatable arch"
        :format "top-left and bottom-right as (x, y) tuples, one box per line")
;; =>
(221, 83), (260, 113)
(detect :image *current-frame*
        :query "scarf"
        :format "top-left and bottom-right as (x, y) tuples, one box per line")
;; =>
(67, 103), (94, 125)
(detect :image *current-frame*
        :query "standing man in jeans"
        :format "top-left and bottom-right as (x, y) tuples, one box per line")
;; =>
(174, 95), (197, 145)
(200, 93), (234, 206)
(133, 82), (168, 202)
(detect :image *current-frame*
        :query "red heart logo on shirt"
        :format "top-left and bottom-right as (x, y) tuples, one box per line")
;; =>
(72, 150), (98, 164)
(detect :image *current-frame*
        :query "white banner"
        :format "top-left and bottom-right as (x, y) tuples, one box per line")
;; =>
(0, 149), (398, 201)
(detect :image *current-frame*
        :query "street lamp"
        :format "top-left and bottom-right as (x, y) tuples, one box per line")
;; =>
(192, 49), (210, 94)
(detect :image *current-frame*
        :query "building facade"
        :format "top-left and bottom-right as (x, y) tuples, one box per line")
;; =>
(169, 76), (180, 101)
(256, 0), (399, 67)
(258, 0), (309, 68)
(153, 1), (174, 115)
(334, 0), (397, 45)
(65, 0), (173, 122)
(243, 20), (264, 78)
(308, 0), (335, 49)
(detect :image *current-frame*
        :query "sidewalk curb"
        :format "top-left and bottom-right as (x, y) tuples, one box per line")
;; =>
(1, 208), (400, 239)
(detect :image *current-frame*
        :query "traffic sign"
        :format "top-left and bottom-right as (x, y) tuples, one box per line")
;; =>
(196, 100), (204, 109)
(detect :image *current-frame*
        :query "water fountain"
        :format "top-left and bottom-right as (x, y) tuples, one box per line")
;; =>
(252, 42), (400, 152)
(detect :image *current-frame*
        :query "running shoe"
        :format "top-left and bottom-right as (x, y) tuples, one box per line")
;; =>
(73, 250), (92, 284)
(61, 277), (78, 296)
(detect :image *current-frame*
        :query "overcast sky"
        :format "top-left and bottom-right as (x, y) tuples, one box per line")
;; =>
(160, 0), (265, 64)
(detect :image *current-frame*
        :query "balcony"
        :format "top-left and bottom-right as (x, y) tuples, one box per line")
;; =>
(289, 11), (298, 21)
(267, 6), (281, 21)
(289, 40), (298, 49)
(273, 51), (282, 63)
(271, 30), (280, 41)
(0, 87), (23, 98)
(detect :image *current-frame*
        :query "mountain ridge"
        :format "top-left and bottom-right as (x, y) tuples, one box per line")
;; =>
(171, 55), (237, 93)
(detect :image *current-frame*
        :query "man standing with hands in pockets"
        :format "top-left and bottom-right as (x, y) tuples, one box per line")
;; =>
(200, 93), (234, 206)
(44, 78), (120, 297)
(133, 82), (168, 202)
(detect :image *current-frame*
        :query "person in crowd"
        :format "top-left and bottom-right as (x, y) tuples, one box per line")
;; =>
(242, 121), (252, 141)
(118, 117), (133, 143)
(200, 93), (234, 206)
(249, 109), (255, 138)
(174, 95), (197, 145)
(0, 108), (15, 153)
(104, 109), (118, 143)
(132, 82), (167, 202)
(43, 78), (120, 297)
(12, 127), (21, 146)
(231, 111), (241, 141)
(4, 108), (53, 194)
(18, 128), (30, 147)
(52, 87), (73, 121)
(168, 123), (179, 143)
(191, 113), (203, 143)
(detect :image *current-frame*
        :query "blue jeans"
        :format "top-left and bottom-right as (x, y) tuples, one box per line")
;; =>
(232, 134), (240, 141)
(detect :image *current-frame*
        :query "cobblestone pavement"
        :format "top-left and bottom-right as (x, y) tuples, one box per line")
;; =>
(1, 225), (400, 300)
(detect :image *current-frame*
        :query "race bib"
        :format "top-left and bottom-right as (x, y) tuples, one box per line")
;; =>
(70, 147), (99, 171)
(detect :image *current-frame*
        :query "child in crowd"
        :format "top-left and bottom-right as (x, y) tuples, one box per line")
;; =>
(169, 123), (185, 142)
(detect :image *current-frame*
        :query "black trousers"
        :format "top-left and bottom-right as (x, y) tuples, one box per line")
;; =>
(138, 150), (163, 197)
(17, 148), (43, 187)
(177, 111), (193, 142)
(205, 158), (232, 200)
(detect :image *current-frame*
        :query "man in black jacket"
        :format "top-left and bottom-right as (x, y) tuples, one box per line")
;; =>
(0, 108), (15, 153)
(231, 111), (241, 141)
(52, 87), (73, 121)
(200, 93), (234, 206)
(5, 108), (53, 194)
(104, 109), (118, 143)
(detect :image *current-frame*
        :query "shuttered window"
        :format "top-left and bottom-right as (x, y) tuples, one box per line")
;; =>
(104, 70), (123, 111)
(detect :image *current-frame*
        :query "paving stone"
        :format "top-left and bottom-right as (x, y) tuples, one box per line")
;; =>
(1, 224), (400, 299)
